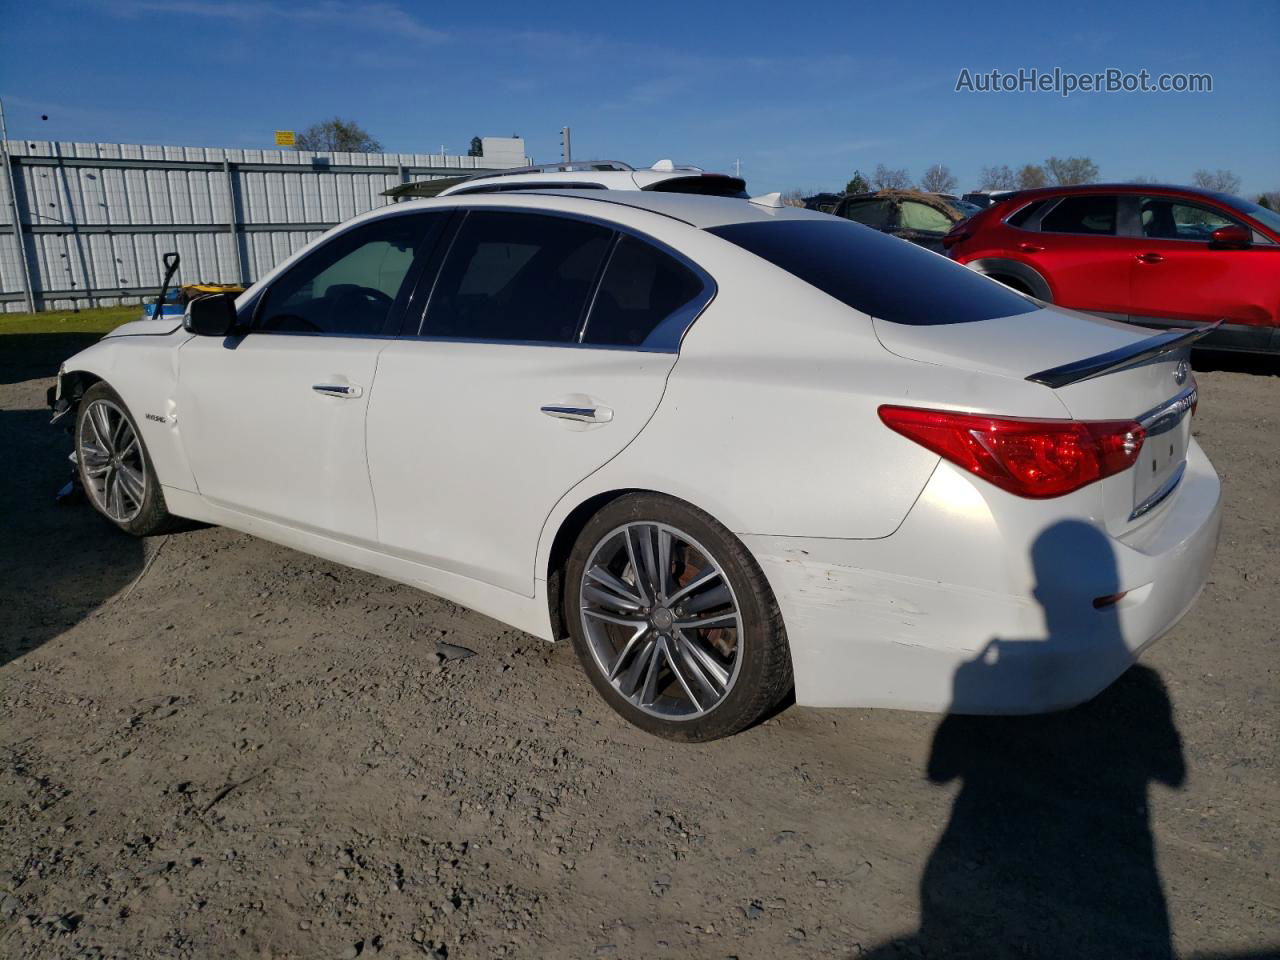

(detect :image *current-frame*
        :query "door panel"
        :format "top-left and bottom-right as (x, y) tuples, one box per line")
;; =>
(178, 335), (383, 542)
(1021, 195), (1142, 313)
(366, 342), (676, 595)
(1128, 197), (1279, 326)
(176, 211), (445, 542)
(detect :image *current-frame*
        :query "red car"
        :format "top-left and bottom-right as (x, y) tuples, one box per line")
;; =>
(944, 184), (1280, 353)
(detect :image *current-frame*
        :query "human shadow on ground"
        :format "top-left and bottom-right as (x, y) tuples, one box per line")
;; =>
(0, 335), (145, 667)
(860, 520), (1190, 959)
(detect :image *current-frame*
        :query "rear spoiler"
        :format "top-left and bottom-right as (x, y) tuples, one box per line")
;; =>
(1027, 319), (1223, 388)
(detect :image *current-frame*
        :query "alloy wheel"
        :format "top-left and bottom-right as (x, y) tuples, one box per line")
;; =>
(78, 399), (147, 523)
(579, 521), (743, 721)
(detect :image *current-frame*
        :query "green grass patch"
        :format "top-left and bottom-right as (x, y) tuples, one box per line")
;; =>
(0, 305), (140, 336)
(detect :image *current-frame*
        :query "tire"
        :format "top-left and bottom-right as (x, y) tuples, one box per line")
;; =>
(74, 381), (175, 536)
(565, 493), (792, 741)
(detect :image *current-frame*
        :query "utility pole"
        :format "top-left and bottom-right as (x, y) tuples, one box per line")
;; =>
(734, 158), (741, 178)
(0, 98), (36, 312)
(560, 126), (572, 164)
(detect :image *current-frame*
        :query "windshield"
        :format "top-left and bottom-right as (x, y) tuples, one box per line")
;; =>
(1216, 193), (1280, 235)
(707, 218), (1038, 325)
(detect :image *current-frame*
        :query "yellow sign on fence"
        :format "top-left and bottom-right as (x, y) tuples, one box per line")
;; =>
(274, 130), (296, 147)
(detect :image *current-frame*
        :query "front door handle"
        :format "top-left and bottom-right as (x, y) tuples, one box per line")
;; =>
(1018, 242), (1044, 253)
(1136, 252), (1165, 264)
(312, 383), (364, 399)
(541, 403), (613, 424)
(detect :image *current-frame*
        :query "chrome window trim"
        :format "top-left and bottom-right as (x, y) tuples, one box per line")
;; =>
(407, 205), (717, 353)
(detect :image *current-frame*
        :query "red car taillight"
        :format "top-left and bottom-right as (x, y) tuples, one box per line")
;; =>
(941, 227), (971, 251)
(878, 405), (1145, 499)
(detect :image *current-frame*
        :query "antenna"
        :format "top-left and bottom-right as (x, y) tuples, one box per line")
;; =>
(560, 126), (572, 163)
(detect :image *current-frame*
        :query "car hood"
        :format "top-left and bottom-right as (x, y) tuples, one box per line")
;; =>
(103, 318), (184, 339)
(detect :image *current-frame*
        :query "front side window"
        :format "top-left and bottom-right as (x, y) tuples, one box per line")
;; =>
(1140, 197), (1237, 240)
(840, 199), (893, 230)
(583, 235), (706, 347)
(422, 211), (612, 342)
(899, 201), (955, 234)
(256, 214), (436, 335)
(1039, 196), (1117, 235)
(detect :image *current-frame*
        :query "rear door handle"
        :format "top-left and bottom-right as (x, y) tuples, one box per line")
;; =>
(312, 383), (364, 398)
(541, 403), (613, 424)
(1136, 252), (1165, 263)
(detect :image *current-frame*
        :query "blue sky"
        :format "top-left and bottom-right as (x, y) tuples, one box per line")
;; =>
(2, 0), (1276, 196)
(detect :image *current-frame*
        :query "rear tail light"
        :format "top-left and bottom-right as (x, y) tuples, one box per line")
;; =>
(879, 405), (1145, 499)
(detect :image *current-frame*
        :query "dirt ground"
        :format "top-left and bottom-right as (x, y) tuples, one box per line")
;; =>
(1, 333), (1276, 960)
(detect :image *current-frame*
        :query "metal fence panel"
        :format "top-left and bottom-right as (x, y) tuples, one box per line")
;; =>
(0, 138), (525, 312)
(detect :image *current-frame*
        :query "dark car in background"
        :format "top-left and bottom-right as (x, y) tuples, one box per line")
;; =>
(944, 184), (1280, 353)
(831, 190), (980, 252)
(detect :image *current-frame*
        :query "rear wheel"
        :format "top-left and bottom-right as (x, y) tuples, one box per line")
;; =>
(75, 382), (174, 536)
(565, 493), (792, 741)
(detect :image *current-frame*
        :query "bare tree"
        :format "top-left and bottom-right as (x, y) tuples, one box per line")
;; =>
(1257, 191), (1280, 211)
(294, 118), (382, 153)
(872, 163), (913, 191)
(1192, 168), (1242, 195)
(1128, 175), (1161, 184)
(1017, 164), (1048, 189)
(1045, 155), (1100, 186)
(979, 164), (1017, 191)
(844, 169), (872, 194)
(919, 163), (958, 194)
(780, 189), (808, 208)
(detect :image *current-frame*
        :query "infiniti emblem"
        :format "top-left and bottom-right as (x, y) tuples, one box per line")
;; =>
(1173, 360), (1189, 385)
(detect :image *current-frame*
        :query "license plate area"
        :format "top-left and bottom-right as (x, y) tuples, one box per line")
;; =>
(1130, 390), (1194, 520)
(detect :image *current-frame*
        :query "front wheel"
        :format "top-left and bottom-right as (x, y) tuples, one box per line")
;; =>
(565, 493), (792, 741)
(75, 382), (174, 536)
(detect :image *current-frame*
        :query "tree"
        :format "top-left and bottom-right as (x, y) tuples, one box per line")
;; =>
(1258, 193), (1277, 211)
(294, 118), (382, 153)
(780, 189), (808, 208)
(1045, 155), (1099, 186)
(979, 164), (1017, 191)
(920, 163), (958, 194)
(468, 136), (483, 158)
(1128, 175), (1161, 184)
(1017, 164), (1048, 189)
(844, 169), (872, 194)
(872, 163), (913, 191)
(1192, 168), (1242, 195)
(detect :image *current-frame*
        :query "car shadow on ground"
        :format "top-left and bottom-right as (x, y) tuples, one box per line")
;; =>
(0, 331), (146, 667)
(855, 520), (1202, 959)
(0, 332), (104, 387)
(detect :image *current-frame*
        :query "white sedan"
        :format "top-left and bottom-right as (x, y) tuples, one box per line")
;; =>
(51, 190), (1222, 740)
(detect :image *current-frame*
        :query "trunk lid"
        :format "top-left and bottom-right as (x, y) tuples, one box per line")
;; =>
(873, 307), (1201, 533)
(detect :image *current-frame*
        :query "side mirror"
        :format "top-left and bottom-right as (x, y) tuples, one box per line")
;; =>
(184, 293), (239, 336)
(1209, 224), (1251, 249)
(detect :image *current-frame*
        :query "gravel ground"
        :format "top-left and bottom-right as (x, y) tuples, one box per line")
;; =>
(1, 336), (1276, 959)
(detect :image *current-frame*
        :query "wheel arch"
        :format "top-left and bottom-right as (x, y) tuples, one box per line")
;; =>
(967, 257), (1054, 301)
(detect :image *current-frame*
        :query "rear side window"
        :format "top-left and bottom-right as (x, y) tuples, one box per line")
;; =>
(584, 235), (706, 347)
(707, 219), (1037, 325)
(1040, 196), (1117, 235)
(422, 211), (612, 342)
(1006, 199), (1049, 228)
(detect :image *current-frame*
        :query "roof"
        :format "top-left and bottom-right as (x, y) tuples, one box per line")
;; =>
(389, 189), (826, 230)
(992, 183), (1235, 203)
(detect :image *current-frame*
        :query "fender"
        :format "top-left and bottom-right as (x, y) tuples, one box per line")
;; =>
(54, 328), (200, 493)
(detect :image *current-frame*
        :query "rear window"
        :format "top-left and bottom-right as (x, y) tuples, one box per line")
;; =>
(706, 219), (1037, 325)
(647, 175), (748, 198)
(1040, 196), (1117, 235)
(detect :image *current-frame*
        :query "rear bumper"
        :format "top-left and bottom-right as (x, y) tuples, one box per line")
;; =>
(744, 440), (1222, 714)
